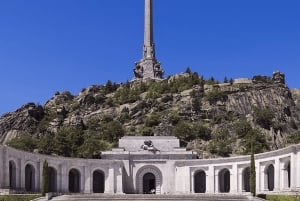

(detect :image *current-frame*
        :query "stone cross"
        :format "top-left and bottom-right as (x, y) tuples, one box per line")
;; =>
(133, 0), (164, 80)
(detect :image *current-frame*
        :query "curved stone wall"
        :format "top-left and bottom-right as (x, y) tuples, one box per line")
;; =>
(0, 143), (300, 194)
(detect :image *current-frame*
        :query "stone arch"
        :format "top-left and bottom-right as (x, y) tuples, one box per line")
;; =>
(265, 164), (274, 191)
(242, 167), (250, 192)
(194, 170), (206, 193)
(283, 161), (291, 189)
(136, 166), (162, 194)
(219, 168), (230, 193)
(25, 163), (35, 192)
(92, 169), (105, 193)
(48, 166), (57, 192)
(69, 168), (81, 193)
(9, 160), (17, 189)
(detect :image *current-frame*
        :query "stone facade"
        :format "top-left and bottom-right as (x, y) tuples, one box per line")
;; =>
(1, 136), (300, 195)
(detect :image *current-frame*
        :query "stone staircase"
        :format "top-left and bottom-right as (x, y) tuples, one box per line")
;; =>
(51, 194), (251, 201)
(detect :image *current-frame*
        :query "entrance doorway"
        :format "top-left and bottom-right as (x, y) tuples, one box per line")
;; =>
(93, 170), (105, 193)
(219, 168), (230, 193)
(69, 169), (80, 193)
(143, 173), (156, 194)
(194, 170), (206, 193)
(25, 164), (35, 192)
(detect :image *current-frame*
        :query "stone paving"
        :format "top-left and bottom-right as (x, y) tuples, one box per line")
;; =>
(51, 194), (250, 201)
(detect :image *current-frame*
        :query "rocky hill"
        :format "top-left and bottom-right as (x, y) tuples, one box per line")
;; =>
(1, 70), (300, 158)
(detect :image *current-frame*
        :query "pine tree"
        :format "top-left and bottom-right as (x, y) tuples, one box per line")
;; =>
(42, 160), (49, 196)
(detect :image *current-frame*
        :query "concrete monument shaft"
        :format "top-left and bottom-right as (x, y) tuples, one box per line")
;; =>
(144, 0), (154, 59)
(133, 0), (163, 80)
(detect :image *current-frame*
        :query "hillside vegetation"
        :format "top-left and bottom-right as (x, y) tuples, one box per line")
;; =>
(1, 69), (300, 159)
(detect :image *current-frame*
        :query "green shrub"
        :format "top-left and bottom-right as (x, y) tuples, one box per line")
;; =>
(0, 195), (41, 201)
(205, 90), (228, 104)
(254, 107), (274, 130)
(7, 135), (38, 152)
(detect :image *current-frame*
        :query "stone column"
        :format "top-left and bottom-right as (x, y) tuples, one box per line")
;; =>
(57, 164), (62, 193)
(260, 164), (266, 192)
(16, 158), (22, 190)
(274, 158), (280, 191)
(290, 153), (296, 189)
(255, 160), (260, 193)
(84, 166), (91, 193)
(207, 165), (215, 193)
(36, 161), (41, 192)
(237, 167), (243, 193)
(231, 164), (238, 193)
(214, 169), (219, 193)
(106, 167), (115, 193)
(1, 147), (9, 189)
(60, 165), (68, 193)
(296, 151), (300, 188)
(116, 166), (123, 194)
(144, 0), (154, 59)
(20, 160), (25, 191)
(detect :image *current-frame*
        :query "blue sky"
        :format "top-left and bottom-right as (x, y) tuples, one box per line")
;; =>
(1, 0), (300, 115)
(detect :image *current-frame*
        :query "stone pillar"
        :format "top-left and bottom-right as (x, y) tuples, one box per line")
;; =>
(20, 160), (25, 191)
(84, 166), (91, 193)
(61, 165), (68, 193)
(80, 167), (85, 193)
(16, 158), (22, 190)
(237, 167), (243, 193)
(255, 160), (260, 193)
(106, 167), (115, 193)
(116, 166), (123, 194)
(290, 153), (297, 189)
(214, 169), (219, 193)
(36, 161), (41, 192)
(274, 158), (280, 191)
(1, 148), (10, 189)
(231, 164), (238, 193)
(207, 165), (215, 193)
(260, 164), (266, 192)
(57, 164), (62, 193)
(296, 151), (300, 188)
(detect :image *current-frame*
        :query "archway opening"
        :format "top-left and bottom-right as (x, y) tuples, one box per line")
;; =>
(25, 164), (35, 192)
(69, 169), (80, 193)
(93, 170), (105, 193)
(266, 164), (274, 191)
(219, 168), (230, 193)
(242, 167), (250, 192)
(48, 167), (57, 192)
(143, 173), (156, 194)
(284, 161), (291, 188)
(194, 170), (206, 193)
(9, 161), (16, 189)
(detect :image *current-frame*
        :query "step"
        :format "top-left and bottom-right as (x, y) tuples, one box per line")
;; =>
(51, 194), (250, 201)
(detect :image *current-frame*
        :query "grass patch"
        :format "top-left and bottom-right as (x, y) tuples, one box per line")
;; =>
(0, 194), (41, 201)
(265, 195), (300, 201)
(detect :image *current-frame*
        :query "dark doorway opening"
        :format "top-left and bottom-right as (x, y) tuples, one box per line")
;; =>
(219, 169), (230, 193)
(243, 167), (250, 192)
(9, 161), (16, 189)
(194, 170), (206, 193)
(69, 169), (80, 193)
(93, 170), (105, 193)
(143, 173), (156, 194)
(267, 164), (274, 191)
(25, 164), (35, 192)
(48, 167), (57, 192)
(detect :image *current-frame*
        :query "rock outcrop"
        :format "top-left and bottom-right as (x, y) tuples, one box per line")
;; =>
(1, 71), (300, 157)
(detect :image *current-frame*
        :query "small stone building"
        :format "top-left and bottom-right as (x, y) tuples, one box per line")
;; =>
(0, 136), (300, 194)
